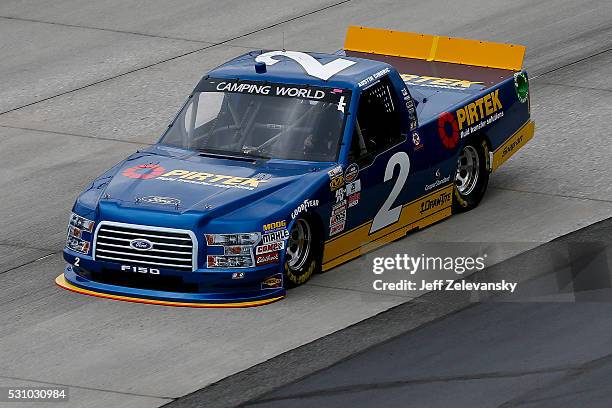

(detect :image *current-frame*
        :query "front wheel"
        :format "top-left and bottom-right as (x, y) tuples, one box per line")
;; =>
(453, 140), (490, 212)
(284, 217), (320, 287)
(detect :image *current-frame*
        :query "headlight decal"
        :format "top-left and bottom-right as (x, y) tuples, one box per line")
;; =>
(66, 213), (94, 254)
(205, 233), (261, 268)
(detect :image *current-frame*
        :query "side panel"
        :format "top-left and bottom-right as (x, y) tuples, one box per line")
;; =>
(322, 69), (533, 271)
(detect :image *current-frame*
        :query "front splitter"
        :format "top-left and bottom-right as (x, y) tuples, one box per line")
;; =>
(56, 270), (285, 308)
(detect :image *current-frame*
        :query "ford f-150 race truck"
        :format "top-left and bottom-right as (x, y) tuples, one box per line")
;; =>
(58, 26), (535, 307)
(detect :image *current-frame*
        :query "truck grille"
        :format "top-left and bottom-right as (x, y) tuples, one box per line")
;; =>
(94, 222), (196, 271)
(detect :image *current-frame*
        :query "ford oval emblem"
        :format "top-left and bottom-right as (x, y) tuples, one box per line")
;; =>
(130, 238), (153, 251)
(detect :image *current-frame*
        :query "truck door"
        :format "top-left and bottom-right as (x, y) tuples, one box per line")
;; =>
(343, 75), (422, 236)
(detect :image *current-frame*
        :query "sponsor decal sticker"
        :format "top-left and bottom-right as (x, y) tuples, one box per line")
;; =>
(411, 131), (423, 150)
(514, 72), (529, 103)
(437, 112), (459, 149)
(122, 164), (166, 179)
(330, 221), (346, 236)
(337, 95), (347, 113)
(455, 89), (504, 138)
(403, 91), (418, 131)
(232, 272), (245, 279)
(410, 119), (418, 131)
(201, 79), (350, 109)
(329, 199), (347, 235)
(292, 199), (319, 219)
(138, 196), (180, 206)
(344, 163), (359, 183)
(400, 74), (484, 90)
(348, 192), (360, 208)
(261, 273), (283, 289)
(216, 81), (329, 99)
(327, 165), (343, 179)
(256, 241), (285, 255)
(345, 179), (361, 196)
(331, 201), (347, 215)
(121, 166), (270, 191)
(335, 188), (345, 204)
(345, 179), (361, 208)
(420, 191), (452, 214)
(502, 134), (524, 158)
(425, 174), (451, 191)
(329, 175), (344, 191)
(330, 211), (346, 226)
(436, 89), (505, 148)
(333, 200), (347, 211)
(358, 67), (391, 88)
(256, 252), (280, 266)
(263, 220), (287, 232)
(262, 229), (290, 244)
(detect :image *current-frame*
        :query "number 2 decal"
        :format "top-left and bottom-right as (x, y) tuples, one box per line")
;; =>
(74, 257), (80, 267)
(255, 51), (356, 81)
(370, 152), (411, 233)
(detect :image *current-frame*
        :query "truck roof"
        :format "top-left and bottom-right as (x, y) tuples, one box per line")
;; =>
(204, 27), (526, 124)
(206, 50), (391, 90)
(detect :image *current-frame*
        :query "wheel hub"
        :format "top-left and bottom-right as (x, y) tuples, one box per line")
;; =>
(455, 145), (480, 196)
(286, 219), (311, 271)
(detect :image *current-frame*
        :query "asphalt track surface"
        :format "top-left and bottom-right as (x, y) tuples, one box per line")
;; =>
(180, 218), (612, 408)
(0, 1), (610, 407)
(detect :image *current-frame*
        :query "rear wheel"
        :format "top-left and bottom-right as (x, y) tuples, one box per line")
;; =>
(284, 217), (320, 287)
(453, 140), (490, 212)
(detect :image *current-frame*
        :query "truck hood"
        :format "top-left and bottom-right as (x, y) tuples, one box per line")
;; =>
(98, 150), (324, 218)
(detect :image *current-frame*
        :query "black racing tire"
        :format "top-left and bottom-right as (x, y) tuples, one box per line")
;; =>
(284, 216), (322, 288)
(453, 138), (490, 213)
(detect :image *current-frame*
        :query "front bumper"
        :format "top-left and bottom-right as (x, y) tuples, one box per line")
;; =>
(59, 249), (286, 307)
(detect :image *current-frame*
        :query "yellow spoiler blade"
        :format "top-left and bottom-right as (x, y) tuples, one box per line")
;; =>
(344, 26), (525, 71)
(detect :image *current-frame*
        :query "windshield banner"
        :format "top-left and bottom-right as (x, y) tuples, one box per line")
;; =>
(196, 78), (351, 107)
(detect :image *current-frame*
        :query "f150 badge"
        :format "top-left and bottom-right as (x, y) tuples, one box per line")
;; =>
(121, 265), (160, 275)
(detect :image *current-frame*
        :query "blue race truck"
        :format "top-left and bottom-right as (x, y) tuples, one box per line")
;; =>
(59, 26), (534, 307)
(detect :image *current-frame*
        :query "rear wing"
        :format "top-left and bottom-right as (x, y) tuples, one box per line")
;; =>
(344, 26), (525, 71)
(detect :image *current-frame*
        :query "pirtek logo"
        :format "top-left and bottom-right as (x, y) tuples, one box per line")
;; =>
(456, 89), (503, 130)
(420, 191), (452, 214)
(122, 165), (269, 188)
(400, 74), (483, 89)
(502, 135), (524, 157)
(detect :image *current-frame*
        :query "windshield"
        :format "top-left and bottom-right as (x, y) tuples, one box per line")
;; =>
(160, 79), (351, 162)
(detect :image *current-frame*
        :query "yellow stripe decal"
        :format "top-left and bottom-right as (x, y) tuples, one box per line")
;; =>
(323, 208), (451, 271)
(322, 185), (453, 270)
(55, 275), (284, 308)
(491, 120), (535, 171)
